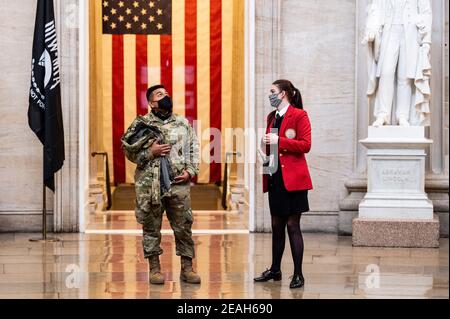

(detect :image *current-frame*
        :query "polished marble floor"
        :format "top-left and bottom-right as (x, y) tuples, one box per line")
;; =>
(0, 228), (448, 299)
(86, 210), (249, 233)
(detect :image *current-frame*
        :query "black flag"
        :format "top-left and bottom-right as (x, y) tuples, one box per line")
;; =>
(28, 0), (65, 192)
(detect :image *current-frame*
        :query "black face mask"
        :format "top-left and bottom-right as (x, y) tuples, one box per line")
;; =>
(157, 96), (173, 113)
(152, 96), (173, 120)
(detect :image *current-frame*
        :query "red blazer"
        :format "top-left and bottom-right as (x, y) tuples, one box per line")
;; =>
(263, 105), (313, 193)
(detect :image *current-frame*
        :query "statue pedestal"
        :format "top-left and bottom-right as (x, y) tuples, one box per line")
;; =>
(353, 126), (440, 248)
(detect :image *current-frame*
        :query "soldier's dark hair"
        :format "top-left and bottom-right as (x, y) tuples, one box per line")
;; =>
(273, 79), (304, 110)
(146, 84), (165, 102)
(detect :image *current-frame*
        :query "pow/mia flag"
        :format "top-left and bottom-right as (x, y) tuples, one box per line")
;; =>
(28, 0), (65, 192)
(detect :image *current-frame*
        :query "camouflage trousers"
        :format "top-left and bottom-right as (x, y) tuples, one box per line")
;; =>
(135, 183), (195, 259)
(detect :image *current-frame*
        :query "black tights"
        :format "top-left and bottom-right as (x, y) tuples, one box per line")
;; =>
(270, 214), (304, 276)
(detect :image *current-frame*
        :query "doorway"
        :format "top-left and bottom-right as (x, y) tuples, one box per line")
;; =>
(81, 0), (255, 235)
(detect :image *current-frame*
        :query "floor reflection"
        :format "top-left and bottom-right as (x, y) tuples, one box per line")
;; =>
(0, 231), (448, 299)
(86, 210), (249, 231)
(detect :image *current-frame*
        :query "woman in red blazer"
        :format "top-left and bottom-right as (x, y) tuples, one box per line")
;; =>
(254, 80), (312, 289)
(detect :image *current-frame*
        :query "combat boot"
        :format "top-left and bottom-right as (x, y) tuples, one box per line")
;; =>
(180, 256), (201, 284)
(148, 255), (165, 285)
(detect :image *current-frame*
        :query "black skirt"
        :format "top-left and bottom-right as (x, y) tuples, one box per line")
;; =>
(268, 164), (309, 216)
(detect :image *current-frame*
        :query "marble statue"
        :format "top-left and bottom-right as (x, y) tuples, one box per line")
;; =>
(363, 0), (432, 127)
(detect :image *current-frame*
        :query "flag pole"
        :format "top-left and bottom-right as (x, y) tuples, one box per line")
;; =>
(29, 147), (60, 243)
(42, 175), (46, 240)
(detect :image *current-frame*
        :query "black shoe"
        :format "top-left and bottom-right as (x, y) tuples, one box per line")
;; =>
(254, 269), (282, 282)
(289, 274), (305, 289)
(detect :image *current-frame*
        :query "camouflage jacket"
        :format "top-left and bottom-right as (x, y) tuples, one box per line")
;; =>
(121, 112), (200, 204)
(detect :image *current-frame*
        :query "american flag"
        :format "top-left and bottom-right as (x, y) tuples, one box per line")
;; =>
(102, 0), (172, 35)
(93, 0), (238, 184)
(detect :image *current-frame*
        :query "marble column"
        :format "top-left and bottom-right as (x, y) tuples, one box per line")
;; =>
(53, 0), (81, 232)
(252, 0), (281, 232)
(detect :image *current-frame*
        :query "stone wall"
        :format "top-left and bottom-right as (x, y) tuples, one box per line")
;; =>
(0, 0), (81, 232)
(0, 0), (54, 232)
(253, 0), (356, 232)
(280, 0), (356, 230)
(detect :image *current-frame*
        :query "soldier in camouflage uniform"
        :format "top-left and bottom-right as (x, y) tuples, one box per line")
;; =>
(122, 85), (201, 285)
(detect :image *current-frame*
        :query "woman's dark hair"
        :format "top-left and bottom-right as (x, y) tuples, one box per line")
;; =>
(273, 79), (303, 110)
